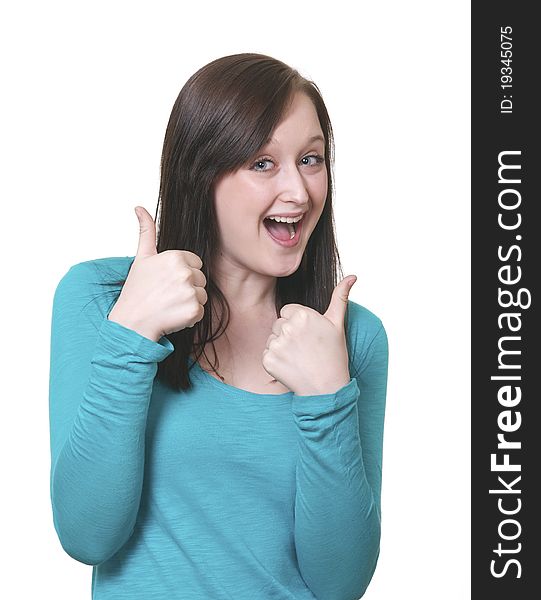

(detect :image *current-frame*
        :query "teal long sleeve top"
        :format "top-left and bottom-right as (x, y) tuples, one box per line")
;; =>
(48, 256), (388, 600)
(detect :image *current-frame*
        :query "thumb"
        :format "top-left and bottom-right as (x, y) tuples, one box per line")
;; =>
(134, 206), (158, 259)
(323, 275), (357, 328)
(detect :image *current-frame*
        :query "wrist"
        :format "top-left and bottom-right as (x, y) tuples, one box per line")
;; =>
(294, 375), (351, 397)
(107, 308), (161, 342)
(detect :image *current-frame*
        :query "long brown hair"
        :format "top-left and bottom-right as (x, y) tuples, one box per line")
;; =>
(100, 52), (346, 392)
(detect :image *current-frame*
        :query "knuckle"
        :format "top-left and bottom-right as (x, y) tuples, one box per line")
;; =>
(166, 249), (183, 262)
(188, 303), (200, 320)
(192, 305), (205, 325)
(179, 266), (192, 281)
(281, 324), (292, 337)
(188, 251), (203, 267)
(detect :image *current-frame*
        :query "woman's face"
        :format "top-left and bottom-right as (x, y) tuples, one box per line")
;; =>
(212, 91), (328, 278)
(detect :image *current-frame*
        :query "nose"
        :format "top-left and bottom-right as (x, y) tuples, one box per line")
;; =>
(276, 163), (310, 207)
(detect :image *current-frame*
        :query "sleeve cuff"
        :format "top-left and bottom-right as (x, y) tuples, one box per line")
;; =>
(291, 377), (360, 418)
(98, 317), (175, 363)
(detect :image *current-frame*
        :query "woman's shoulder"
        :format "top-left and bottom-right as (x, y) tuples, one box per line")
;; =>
(345, 299), (385, 339)
(57, 255), (135, 287)
(345, 299), (388, 377)
(52, 256), (136, 320)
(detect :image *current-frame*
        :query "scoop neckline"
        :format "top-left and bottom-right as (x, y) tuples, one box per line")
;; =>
(188, 357), (293, 399)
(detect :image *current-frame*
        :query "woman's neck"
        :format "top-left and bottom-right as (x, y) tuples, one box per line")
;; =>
(210, 257), (277, 313)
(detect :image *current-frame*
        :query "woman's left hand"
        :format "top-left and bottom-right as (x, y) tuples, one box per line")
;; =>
(262, 276), (357, 396)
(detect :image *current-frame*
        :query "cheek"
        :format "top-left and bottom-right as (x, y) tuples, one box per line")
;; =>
(310, 171), (328, 209)
(214, 174), (261, 225)
(218, 207), (260, 245)
(222, 213), (246, 238)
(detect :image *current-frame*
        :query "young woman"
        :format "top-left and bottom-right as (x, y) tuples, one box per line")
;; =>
(48, 53), (389, 600)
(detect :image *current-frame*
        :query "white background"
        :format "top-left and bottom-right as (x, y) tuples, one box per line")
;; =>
(0, 1), (470, 598)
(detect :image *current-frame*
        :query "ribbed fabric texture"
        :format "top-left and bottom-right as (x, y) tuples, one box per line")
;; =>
(48, 256), (388, 600)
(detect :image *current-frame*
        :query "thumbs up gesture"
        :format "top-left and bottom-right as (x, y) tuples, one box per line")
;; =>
(261, 276), (357, 395)
(107, 206), (208, 342)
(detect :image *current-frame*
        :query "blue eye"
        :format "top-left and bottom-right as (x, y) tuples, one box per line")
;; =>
(252, 158), (273, 172)
(301, 155), (325, 167)
(250, 154), (325, 172)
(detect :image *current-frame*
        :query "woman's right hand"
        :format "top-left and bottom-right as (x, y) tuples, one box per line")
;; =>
(107, 206), (208, 342)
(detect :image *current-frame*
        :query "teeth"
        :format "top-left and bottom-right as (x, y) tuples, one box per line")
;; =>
(266, 214), (303, 224)
(264, 214), (302, 241)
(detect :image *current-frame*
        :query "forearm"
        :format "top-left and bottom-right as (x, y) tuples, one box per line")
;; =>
(50, 318), (168, 565)
(292, 379), (380, 600)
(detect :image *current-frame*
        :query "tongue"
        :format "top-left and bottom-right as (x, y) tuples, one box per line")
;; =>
(264, 219), (292, 241)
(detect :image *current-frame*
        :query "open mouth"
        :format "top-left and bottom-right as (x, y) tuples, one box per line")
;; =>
(262, 214), (305, 246)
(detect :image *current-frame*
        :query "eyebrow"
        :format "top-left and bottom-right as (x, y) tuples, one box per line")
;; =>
(265, 134), (325, 146)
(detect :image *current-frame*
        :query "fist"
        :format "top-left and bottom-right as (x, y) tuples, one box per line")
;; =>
(107, 206), (208, 342)
(262, 276), (357, 395)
